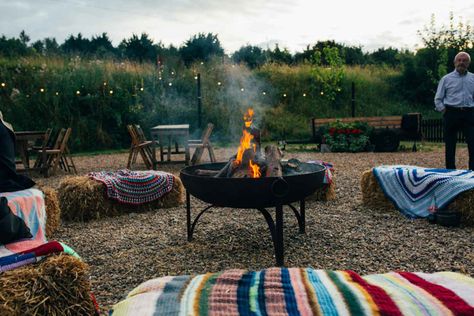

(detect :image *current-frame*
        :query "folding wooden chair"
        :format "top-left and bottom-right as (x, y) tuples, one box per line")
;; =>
(126, 125), (156, 169)
(36, 128), (76, 176)
(189, 123), (216, 166)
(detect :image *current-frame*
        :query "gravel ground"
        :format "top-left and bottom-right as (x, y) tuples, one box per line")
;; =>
(32, 146), (474, 313)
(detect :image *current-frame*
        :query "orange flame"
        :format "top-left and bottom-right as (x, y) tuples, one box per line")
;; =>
(235, 108), (261, 178)
(249, 160), (261, 178)
(244, 108), (254, 128)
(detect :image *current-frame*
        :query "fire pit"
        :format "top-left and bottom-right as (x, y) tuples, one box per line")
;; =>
(180, 161), (326, 266)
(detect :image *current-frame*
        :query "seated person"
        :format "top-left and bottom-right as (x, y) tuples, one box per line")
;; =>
(0, 112), (36, 243)
(0, 111), (35, 192)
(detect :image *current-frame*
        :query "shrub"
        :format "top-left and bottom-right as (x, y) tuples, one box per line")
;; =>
(322, 120), (372, 152)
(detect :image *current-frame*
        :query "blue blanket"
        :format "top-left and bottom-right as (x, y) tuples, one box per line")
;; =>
(373, 165), (474, 218)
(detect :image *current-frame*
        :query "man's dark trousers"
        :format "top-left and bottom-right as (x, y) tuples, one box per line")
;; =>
(444, 107), (474, 170)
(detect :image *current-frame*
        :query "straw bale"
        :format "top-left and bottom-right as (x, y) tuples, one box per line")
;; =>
(0, 254), (95, 316)
(360, 168), (474, 225)
(360, 169), (395, 210)
(41, 186), (60, 237)
(307, 179), (336, 202)
(58, 175), (185, 221)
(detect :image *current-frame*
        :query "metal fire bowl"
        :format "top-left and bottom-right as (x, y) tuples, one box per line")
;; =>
(180, 162), (326, 208)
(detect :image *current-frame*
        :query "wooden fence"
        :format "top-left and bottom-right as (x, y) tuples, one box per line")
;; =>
(421, 118), (466, 143)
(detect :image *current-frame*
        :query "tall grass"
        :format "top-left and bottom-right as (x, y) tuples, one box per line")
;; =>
(0, 56), (428, 150)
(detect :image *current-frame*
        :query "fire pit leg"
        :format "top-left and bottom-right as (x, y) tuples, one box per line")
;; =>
(275, 204), (284, 266)
(186, 191), (191, 241)
(186, 191), (216, 241)
(300, 200), (305, 234)
(287, 199), (306, 234)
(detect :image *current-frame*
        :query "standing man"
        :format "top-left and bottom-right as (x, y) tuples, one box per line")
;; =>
(435, 52), (474, 170)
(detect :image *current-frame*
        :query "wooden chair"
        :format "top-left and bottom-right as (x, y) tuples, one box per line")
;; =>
(189, 123), (216, 166)
(32, 128), (53, 169)
(36, 128), (77, 176)
(126, 125), (156, 169)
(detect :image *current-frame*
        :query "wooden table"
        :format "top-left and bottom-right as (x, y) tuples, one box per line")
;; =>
(150, 124), (190, 167)
(15, 131), (47, 174)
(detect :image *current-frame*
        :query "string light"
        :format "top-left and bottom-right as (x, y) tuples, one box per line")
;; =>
(283, 93), (287, 97)
(109, 90), (113, 94)
(194, 76), (198, 80)
(40, 88), (45, 93)
(76, 90), (80, 95)
(103, 82), (107, 86)
(320, 91), (324, 95)
(200, 62), (204, 65)
(171, 71), (175, 75)
(159, 77), (162, 80)
(240, 88), (244, 92)
(140, 87), (144, 91)
(1, 83), (5, 87)
(262, 91), (266, 95)
(303, 93), (306, 97)
(168, 82), (172, 86)
(55, 92), (59, 96)
(217, 82), (221, 86)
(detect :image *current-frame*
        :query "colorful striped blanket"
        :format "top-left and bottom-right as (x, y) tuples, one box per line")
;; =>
(110, 268), (474, 315)
(373, 165), (474, 218)
(89, 169), (175, 205)
(0, 188), (46, 256)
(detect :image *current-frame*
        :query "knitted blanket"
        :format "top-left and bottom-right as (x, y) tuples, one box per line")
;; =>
(373, 165), (474, 218)
(110, 268), (474, 316)
(0, 188), (46, 256)
(88, 169), (175, 205)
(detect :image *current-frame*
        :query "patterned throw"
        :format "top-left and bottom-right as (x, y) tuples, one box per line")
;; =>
(373, 165), (474, 218)
(110, 268), (474, 316)
(308, 160), (334, 185)
(88, 169), (175, 205)
(0, 189), (80, 272)
(0, 188), (46, 256)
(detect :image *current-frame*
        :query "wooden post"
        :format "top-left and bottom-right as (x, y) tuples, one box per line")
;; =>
(351, 81), (355, 117)
(197, 73), (202, 129)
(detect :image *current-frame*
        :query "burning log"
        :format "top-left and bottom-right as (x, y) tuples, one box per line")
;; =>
(264, 145), (283, 177)
(214, 158), (236, 178)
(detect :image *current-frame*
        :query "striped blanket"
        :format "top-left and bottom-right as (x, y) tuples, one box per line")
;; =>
(89, 169), (175, 205)
(110, 268), (474, 315)
(0, 188), (46, 256)
(373, 165), (474, 218)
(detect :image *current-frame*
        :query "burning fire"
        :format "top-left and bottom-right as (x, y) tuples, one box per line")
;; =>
(235, 108), (261, 178)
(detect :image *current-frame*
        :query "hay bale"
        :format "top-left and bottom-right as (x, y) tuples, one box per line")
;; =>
(360, 169), (474, 225)
(42, 187), (60, 237)
(307, 179), (336, 202)
(0, 254), (96, 316)
(58, 175), (185, 221)
(360, 169), (395, 210)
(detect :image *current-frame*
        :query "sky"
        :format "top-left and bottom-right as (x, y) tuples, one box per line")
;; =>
(1, 0), (473, 54)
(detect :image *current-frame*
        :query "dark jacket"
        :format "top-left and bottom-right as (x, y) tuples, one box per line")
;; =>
(0, 120), (35, 192)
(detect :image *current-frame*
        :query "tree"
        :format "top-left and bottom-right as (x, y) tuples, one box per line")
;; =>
(399, 13), (474, 106)
(61, 33), (91, 54)
(368, 47), (402, 66)
(232, 45), (266, 68)
(19, 30), (30, 45)
(90, 33), (116, 57)
(266, 44), (293, 64)
(119, 33), (157, 63)
(179, 33), (224, 66)
(0, 35), (29, 57)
